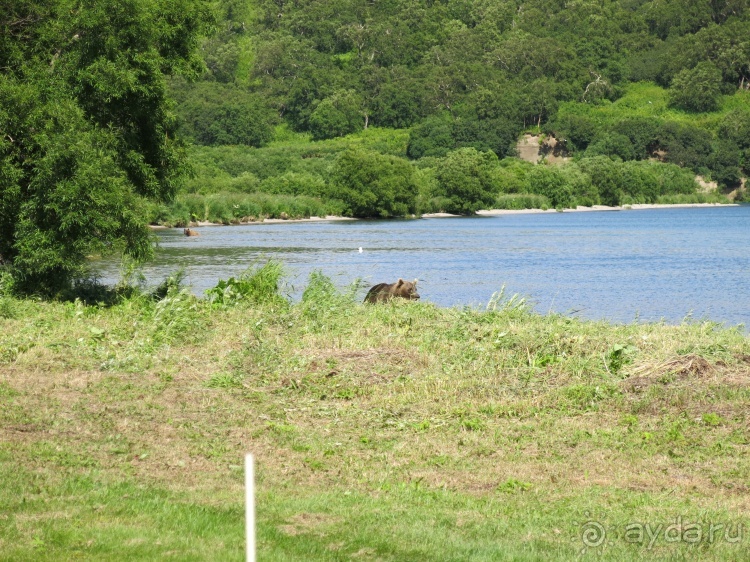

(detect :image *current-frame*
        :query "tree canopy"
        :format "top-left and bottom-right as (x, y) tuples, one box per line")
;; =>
(0, 0), (211, 294)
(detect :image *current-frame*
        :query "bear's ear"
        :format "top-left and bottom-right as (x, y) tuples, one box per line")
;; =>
(396, 278), (404, 287)
(413, 279), (418, 286)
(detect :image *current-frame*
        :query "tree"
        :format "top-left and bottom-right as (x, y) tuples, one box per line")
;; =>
(0, 0), (211, 294)
(546, 113), (599, 152)
(173, 82), (276, 147)
(577, 157), (625, 206)
(668, 62), (723, 112)
(658, 122), (713, 171)
(309, 89), (365, 140)
(452, 118), (520, 159)
(585, 133), (637, 161)
(434, 148), (500, 215)
(524, 166), (573, 208)
(612, 118), (662, 160)
(709, 140), (742, 188)
(407, 115), (455, 160)
(620, 161), (660, 203)
(329, 149), (418, 218)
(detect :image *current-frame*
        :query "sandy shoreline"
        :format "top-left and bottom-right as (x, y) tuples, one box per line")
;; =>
(470, 202), (738, 217)
(149, 203), (738, 230)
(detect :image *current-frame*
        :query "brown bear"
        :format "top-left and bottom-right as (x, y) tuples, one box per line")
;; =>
(364, 279), (420, 303)
(183, 228), (200, 236)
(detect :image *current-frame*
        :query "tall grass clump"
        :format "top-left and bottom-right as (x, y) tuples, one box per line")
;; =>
(493, 193), (551, 210)
(298, 271), (361, 332)
(149, 193), (346, 226)
(0, 270), (15, 319)
(206, 260), (288, 308)
(655, 192), (730, 204)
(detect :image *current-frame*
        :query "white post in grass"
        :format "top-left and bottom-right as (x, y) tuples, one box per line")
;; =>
(245, 453), (256, 562)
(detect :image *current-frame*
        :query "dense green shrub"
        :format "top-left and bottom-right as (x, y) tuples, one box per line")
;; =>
(577, 156), (626, 206)
(658, 122), (713, 172)
(309, 90), (365, 141)
(407, 115), (455, 159)
(585, 133), (636, 161)
(524, 166), (573, 208)
(708, 141), (742, 188)
(619, 161), (660, 203)
(545, 114), (599, 152)
(174, 82), (276, 147)
(329, 149), (418, 217)
(493, 193), (551, 210)
(452, 118), (520, 158)
(612, 118), (662, 160)
(669, 62), (723, 113)
(559, 165), (600, 207)
(408, 115), (520, 160)
(259, 172), (327, 197)
(650, 162), (699, 196)
(370, 74), (426, 129)
(435, 148), (501, 215)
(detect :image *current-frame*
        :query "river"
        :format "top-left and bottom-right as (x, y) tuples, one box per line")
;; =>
(92, 205), (750, 328)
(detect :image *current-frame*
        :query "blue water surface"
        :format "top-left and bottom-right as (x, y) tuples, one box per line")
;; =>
(92, 206), (750, 327)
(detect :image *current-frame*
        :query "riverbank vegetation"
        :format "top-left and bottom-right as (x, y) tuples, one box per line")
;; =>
(3, 1), (750, 291)
(2, 264), (749, 560)
(159, 0), (750, 223)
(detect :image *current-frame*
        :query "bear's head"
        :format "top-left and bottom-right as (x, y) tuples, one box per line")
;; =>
(393, 278), (420, 300)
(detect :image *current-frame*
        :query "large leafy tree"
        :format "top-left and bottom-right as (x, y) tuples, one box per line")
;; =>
(329, 149), (418, 218)
(435, 148), (501, 215)
(0, 0), (211, 294)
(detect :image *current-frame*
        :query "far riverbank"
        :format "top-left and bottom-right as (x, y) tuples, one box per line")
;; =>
(152, 202), (739, 229)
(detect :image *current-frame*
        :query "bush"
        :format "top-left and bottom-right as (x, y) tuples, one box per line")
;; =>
(175, 83), (276, 147)
(545, 113), (599, 152)
(407, 115), (455, 159)
(577, 156), (625, 206)
(259, 172), (327, 197)
(585, 133), (636, 161)
(709, 140), (742, 188)
(493, 193), (551, 210)
(612, 118), (662, 160)
(559, 164), (599, 207)
(452, 118), (520, 158)
(205, 260), (288, 307)
(408, 115), (521, 160)
(329, 149), (418, 217)
(658, 122), (713, 172)
(524, 166), (573, 208)
(668, 62), (723, 113)
(309, 90), (365, 140)
(435, 148), (501, 214)
(618, 161), (660, 203)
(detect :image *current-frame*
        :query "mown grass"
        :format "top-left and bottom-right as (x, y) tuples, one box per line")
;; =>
(2, 266), (750, 560)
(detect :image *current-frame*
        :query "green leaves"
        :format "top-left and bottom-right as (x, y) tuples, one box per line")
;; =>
(0, 0), (211, 295)
(434, 148), (500, 215)
(669, 62), (723, 112)
(330, 148), (418, 218)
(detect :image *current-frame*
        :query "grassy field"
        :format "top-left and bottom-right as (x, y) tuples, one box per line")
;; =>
(1, 265), (750, 561)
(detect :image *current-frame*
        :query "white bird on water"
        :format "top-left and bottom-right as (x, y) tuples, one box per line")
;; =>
(358, 247), (363, 253)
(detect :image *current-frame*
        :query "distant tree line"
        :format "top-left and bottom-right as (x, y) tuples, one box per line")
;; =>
(174, 0), (750, 147)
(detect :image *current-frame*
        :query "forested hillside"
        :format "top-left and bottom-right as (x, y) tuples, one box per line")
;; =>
(170, 0), (750, 220)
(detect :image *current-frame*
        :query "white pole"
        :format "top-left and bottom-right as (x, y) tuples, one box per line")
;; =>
(245, 453), (255, 562)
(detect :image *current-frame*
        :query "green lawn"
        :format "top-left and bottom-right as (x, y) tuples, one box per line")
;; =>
(1, 271), (749, 560)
